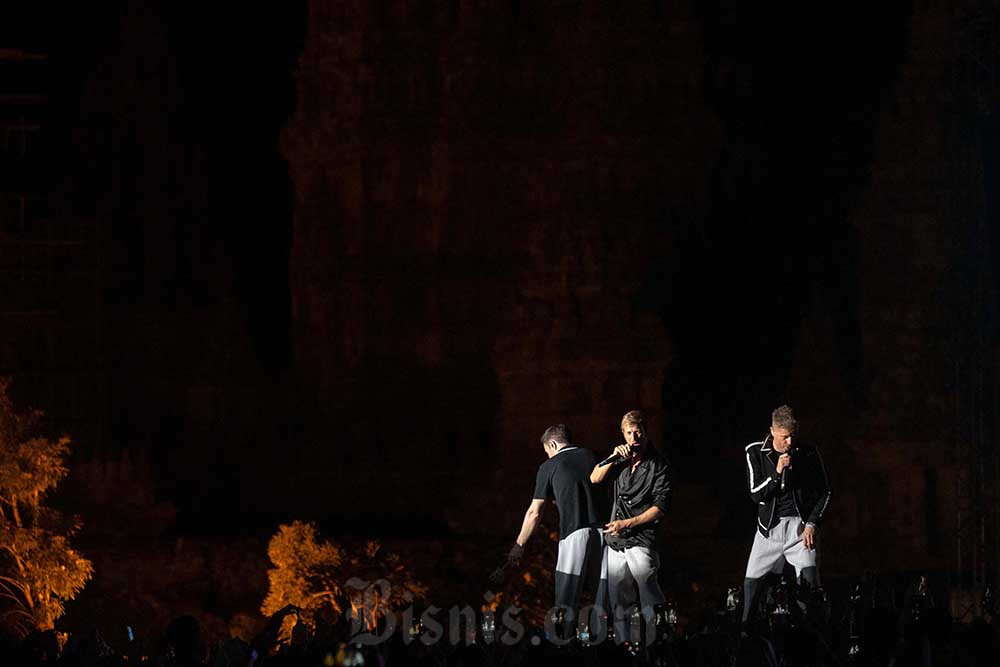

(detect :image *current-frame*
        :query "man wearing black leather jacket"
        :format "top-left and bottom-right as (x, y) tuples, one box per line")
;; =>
(741, 405), (831, 622)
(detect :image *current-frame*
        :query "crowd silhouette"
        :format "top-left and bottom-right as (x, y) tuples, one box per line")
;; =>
(5, 572), (1000, 666)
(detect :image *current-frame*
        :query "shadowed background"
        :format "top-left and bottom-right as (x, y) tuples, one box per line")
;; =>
(1, 0), (997, 635)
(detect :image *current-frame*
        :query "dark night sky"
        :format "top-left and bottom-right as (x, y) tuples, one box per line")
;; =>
(5, 2), (302, 361)
(2, 1), (995, 552)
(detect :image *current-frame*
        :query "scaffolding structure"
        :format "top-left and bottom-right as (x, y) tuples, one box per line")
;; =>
(0, 49), (105, 451)
(948, 0), (1000, 620)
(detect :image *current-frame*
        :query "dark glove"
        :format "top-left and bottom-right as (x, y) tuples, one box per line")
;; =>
(506, 543), (525, 566)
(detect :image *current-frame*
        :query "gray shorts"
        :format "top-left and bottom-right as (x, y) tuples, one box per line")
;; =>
(744, 516), (817, 579)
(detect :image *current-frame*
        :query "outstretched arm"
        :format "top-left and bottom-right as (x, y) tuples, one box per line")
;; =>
(515, 498), (546, 547)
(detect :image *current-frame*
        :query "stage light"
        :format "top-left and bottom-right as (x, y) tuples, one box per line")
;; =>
(479, 610), (495, 643)
(726, 585), (741, 612)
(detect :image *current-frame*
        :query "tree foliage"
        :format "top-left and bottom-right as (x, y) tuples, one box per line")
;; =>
(0, 378), (93, 634)
(262, 521), (426, 628)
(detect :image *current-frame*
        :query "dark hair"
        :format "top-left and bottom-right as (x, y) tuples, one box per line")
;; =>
(540, 424), (572, 446)
(771, 405), (797, 430)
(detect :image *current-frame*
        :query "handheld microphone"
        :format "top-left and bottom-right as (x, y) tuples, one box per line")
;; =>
(598, 445), (634, 467)
(780, 447), (796, 491)
(598, 452), (623, 467)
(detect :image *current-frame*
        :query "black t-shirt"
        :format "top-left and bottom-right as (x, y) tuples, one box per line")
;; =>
(774, 487), (798, 518)
(770, 451), (799, 519)
(533, 446), (605, 539)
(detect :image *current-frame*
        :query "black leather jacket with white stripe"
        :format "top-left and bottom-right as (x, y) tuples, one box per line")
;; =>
(744, 435), (831, 537)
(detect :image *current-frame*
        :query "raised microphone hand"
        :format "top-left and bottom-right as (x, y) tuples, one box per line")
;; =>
(776, 453), (792, 474)
(613, 444), (633, 460)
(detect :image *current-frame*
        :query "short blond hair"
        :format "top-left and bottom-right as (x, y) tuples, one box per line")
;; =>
(771, 405), (797, 431)
(620, 410), (645, 431)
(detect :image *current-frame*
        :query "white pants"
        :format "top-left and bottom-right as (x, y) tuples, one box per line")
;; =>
(554, 527), (603, 614)
(744, 516), (817, 579)
(603, 544), (665, 618)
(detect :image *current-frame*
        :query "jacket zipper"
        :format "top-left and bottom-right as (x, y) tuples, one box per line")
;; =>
(765, 435), (777, 533)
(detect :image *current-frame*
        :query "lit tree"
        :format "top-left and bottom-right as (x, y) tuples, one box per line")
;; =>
(262, 521), (426, 628)
(0, 378), (93, 634)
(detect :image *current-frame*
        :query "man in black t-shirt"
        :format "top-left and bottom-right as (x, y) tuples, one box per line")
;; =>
(504, 424), (605, 621)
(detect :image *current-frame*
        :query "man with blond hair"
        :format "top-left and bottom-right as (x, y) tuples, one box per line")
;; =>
(741, 404), (831, 623)
(591, 410), (671, 628)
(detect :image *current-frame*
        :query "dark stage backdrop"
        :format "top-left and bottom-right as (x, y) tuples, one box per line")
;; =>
(1, 1), (986, 581)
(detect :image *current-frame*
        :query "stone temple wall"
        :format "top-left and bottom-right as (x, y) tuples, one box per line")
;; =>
(281, 0), (969, 564)
(281, 1), (709, 530)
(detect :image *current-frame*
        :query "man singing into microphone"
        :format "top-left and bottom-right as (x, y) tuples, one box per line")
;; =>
(741, 405), (831, 623)
(505, 424), (605, 622)
(590, 410), (670, 626)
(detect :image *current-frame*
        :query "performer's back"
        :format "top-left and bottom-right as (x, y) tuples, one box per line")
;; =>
(534, 446), (607, 538)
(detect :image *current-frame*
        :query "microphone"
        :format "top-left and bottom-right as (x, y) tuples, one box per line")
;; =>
(780, 447), (796, 491)
(598, 452), (623, 467)
(598, 445), (633, 467)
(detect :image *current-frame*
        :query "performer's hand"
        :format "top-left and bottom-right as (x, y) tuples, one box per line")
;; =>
(613, 444), (633, 460)
(506, 543), (525, 566)
(776, 453), (792, 474)
(604, 519), (631, 536)
(803, 524), (816, 550)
